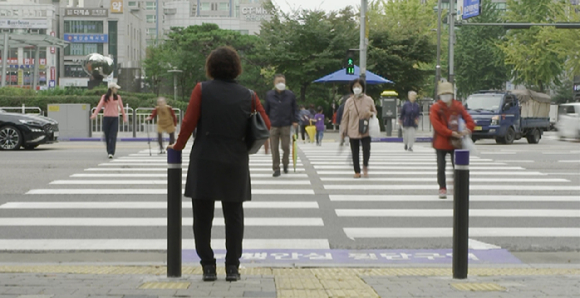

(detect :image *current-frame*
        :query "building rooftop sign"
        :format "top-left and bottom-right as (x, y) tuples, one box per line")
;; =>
(65, 8), (108, 17)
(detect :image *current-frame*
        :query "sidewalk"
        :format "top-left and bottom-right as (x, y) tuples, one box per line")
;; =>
(0, 264), (578, 298)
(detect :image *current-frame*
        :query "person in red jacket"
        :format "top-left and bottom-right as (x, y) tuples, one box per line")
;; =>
(430, 81), (475, 199)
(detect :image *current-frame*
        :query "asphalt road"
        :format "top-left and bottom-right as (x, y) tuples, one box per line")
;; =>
(0, 132), (578, 264)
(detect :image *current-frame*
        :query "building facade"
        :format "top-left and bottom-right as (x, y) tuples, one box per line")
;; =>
(0, 0), (58, 89)
(162, 0), (270, 37)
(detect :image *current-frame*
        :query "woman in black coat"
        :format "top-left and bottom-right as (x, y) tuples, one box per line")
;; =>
(168, 46), (271, 282)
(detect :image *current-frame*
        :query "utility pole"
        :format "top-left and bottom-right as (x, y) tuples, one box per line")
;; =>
(360, 0), (368, 84)
(168, 68), (182, 102)
(434, 0), (443, 99)
(448, 0), (456, 85)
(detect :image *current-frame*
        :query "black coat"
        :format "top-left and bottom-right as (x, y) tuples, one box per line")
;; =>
(264, 89), (299, 127)
(184, 80), (252, 202)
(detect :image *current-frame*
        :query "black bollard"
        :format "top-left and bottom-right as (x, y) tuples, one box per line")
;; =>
(453, 149), (470, 279)
(167, 148), (182, 278)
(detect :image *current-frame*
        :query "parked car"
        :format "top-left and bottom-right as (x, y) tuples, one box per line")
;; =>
(0, 109), (59, 150)
(556, 103), (580, 140)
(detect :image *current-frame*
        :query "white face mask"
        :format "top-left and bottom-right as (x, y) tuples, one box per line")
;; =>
(275, 83), (286, 91)
(353, 87), (362, 95)
(440, 94), (453, 103)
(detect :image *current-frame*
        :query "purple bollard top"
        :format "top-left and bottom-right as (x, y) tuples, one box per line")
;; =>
(454, 149), (469, 166)
(167, 148), (182, 164)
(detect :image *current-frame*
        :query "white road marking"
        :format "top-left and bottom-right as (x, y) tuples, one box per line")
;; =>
(84, 168), (307, 174)
(479, 152), (517, 155)
(310, 161), (505, 166)
(494, 160), (535, 163)
(314, 166), (525, 170)
(329, 195), (580, 202)
(71, 173), (310, 178)
(51, 180), (311, 185)
(335, 209), (579, 217)
(558, 160), (580, 163)
(0, 201), (319, 209)
(343, 228), (580, 239)
(316, 171), (546, 176)
(0, 239), (331, 250)
(0, 217), (324, 227)
(26, 189), (316, 195)
(320, 177), (568, 183)
(324, 185), (580, 191)
(468, 239), (502, 250)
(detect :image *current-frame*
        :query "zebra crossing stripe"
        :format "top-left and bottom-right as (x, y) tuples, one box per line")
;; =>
(314, 166), (525, 170)
(0, 201), (320, 209)
(321, 177), (569, 183)
(26, 189), (316, 195)
(310, 162), (505, 165)
(50, 180), (312, 185)
(316, 171), (546, 176)
(329, 195), (580, 202)
(335, 209), (579, 217)
(0, 239), (331, 250)
(324, 185), (580, 191)
(0, 217), (324, 227)
(71, 173), (310, 178)
(343, 228), (580, 239)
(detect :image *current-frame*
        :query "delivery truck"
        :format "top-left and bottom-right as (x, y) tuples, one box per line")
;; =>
(466, 89), (551, 144)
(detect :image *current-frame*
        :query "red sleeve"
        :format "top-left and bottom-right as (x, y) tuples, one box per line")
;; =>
(173, 84), (202, 150)
(150, 108), (157, 119)
(170, 108), (177, 126)
(430, 103), (453, 138)
(460, 106), (476, 131)
(254, 95), (271, 130)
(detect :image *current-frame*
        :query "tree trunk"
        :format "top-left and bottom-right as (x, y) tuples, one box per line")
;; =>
(300, 82), (309, 102)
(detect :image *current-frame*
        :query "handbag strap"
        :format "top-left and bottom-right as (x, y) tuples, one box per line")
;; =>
(352, 96), (361, 118)
(249, 89), (256, 113)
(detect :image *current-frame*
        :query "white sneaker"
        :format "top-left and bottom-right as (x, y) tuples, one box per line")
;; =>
(439, 189), (447, 199)
(108, 154), (113, 159)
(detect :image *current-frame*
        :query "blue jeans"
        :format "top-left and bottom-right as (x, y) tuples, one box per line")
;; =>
(316, 130), (324, 145)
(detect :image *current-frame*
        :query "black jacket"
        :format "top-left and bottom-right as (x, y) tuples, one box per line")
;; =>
(185, 80), (252, 202)
(264, 89), (299, 127)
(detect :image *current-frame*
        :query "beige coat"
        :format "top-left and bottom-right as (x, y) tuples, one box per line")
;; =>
(341, 94), (377, 139)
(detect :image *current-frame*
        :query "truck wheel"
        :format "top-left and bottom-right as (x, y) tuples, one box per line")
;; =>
(526, 129), (541, 144)
(504, 127), (515, 144)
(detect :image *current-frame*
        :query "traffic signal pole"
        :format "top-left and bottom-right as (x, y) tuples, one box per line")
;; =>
(448, 0), (456, 85)
(360, 0), (368, 84)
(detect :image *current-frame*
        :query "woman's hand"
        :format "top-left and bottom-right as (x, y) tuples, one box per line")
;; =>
(145, 117), (151, 121)
(90, 115), (96, 120)
(167, 144), (176, 151)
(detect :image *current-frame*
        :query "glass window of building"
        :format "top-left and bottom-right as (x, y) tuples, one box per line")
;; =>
(219, 2), (229, 11)
(64, 44), (104, 56)
(200, 2), (210, 10)
(128, 1), (137, 7)
(64, 21), (104, 34)
(145, 1), (156, 10)
(64, 65), (88, 78)
(211, 3), (218, 10)
(146, 15), (157, 23)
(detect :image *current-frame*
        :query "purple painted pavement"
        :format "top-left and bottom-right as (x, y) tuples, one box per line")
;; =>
(182, 249), (521, 265)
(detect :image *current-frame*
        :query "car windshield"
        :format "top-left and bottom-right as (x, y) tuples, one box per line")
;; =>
(465, 95), (503, 111)
(558, 105), (578, 116)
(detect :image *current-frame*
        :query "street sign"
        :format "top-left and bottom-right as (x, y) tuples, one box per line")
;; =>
(50, 31), (55, 54)
(462, 0), (481, 20)
(49, 80), (55, 88)
(50, 67), (56, 81)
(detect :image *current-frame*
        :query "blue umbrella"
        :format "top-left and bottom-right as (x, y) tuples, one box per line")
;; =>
(313, 65), (394, 85)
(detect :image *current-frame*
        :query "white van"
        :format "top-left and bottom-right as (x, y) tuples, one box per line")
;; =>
(556, 103), (580, 140)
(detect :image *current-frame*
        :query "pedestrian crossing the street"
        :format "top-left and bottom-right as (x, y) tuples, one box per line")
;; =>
(1, 141), (579, 258)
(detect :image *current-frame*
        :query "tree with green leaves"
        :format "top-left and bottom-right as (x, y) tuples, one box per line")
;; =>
(366, 0), (438, 99)
(499, 0), (566, 92)
(455, 0), (509, 99)
(259, 1), (359, 102)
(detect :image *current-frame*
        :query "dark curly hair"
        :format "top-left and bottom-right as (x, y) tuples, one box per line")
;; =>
(205, 46), (242, 80)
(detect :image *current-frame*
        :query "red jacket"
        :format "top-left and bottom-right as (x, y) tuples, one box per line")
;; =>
(430, 100), (475, 150)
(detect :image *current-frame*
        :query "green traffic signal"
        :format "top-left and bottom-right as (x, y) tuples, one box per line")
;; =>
(346, 58), (355, 75)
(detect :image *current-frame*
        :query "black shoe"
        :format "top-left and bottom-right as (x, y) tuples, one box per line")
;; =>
(283, 165), (288, 174)
(202, 265), (217, 281)
(404, 145), (408, 151)
(226, 266), (240, 282)
(273, 170), (281, 177)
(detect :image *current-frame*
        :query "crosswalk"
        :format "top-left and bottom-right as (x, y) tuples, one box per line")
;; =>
(0, 141), (579, 254)
(301, 143), (580, 250)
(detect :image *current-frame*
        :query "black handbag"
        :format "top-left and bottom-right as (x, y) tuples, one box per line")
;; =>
(353, 98), (369, 134)
(246, 90), (270, 154)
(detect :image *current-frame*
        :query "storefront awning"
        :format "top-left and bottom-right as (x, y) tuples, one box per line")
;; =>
(1, 33), (69, 48)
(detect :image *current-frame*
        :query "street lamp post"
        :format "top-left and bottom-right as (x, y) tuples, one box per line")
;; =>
(167, 68), (182, 102)
(360, 0), (368, 84)
(434, 0), (443, 99)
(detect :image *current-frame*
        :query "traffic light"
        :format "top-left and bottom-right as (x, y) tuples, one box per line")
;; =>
(346, 51), (355, 75)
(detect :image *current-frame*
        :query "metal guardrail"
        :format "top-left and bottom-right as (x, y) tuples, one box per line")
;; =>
(90, 105), (182, 137)
(0, 106), (44, 116)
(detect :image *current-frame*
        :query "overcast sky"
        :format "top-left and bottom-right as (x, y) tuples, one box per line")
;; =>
(272, 0), (359, 13)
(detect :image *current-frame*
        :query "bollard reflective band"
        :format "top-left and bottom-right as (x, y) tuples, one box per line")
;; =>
(167, 148), (182, 165)
(454, 149), (469, 166)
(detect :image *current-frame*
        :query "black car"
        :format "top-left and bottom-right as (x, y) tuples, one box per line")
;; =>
(0, 109), (59, 150)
